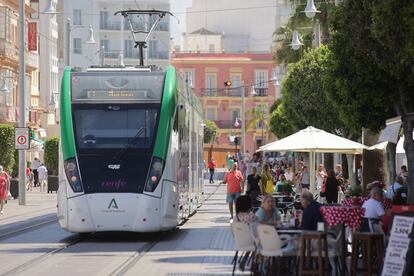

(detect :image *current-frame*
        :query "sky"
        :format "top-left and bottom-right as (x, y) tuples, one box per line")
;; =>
(170, 0), (192, 45)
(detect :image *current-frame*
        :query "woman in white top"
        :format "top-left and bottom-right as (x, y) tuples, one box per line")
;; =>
(316, 164), (327, 190)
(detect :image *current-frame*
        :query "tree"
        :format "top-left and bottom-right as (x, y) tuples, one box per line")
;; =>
(44, 137), (59, 176)
(0, 124), (15, 174)
(269, 99), (297, 139)
(203, 119), (219, 144)
(275, 46), (347, 135)
(246, 102), (270, 144)
(329, 0), (414, 202)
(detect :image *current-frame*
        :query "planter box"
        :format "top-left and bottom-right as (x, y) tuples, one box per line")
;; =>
(47, 175), (59, 193)
(10, 178), (19, 199)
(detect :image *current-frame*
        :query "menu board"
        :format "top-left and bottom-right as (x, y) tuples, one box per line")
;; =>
(382, 214), (414, 276)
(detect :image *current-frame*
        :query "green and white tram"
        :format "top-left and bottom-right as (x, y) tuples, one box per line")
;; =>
(57, 65), (204, 233)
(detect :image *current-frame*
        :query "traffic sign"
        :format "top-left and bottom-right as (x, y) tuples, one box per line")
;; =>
(15, 127), (30, 150)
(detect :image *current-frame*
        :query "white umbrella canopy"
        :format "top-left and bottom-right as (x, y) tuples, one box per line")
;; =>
(258, 126), (366, 193)
(258, 126), (366, 154)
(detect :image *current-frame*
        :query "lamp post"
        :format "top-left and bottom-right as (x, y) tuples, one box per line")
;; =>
(241, 81), (246, 161)
(65, 18), (97, 66)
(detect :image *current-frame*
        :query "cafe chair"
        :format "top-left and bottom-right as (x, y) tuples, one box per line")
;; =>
(256, 224), (287, 275)
(350, 232), (384, 276)
(299, 232), (330, 276)
(230, 222), (257, 276)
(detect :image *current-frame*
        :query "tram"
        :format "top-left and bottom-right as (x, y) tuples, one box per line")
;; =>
(57, 65), (204, 233)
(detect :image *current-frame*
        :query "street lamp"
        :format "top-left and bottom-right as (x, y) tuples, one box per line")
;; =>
(304, 0), (321, 18)
(65, 18), (97, 66)
(42, 0), (59, 15)
(290, 31), (303, 50)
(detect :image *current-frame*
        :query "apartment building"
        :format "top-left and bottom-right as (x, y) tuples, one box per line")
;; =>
(62, 0), (170, 70)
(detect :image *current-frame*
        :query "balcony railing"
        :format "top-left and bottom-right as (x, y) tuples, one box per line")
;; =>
(214, 120), (241, 129)
(200, 88), (248, 97)
(253, 88), (268, 96)
(148, 51), (169, 60)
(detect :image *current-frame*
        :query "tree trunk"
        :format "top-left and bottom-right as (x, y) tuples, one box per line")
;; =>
(402, 114), (414, 204)
(386, 142), (397, 186)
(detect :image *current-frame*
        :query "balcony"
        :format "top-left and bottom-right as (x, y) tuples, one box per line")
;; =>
(253, 88), (268, 97)
(214, 120), (239, 129)
(200, 88), (247, 97)
(0, 39), (19, 62)
(0, 105), (18, 123)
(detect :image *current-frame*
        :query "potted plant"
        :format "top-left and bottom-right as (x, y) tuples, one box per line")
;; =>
(44, 137), (59, 193)
(349, 185), (363, 206)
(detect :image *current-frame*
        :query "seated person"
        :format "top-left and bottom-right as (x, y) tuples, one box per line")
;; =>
(233, 195), (257, 224)
(300, 190), (324, 231)
(256, 195), (281, 225)
(362, 187), (384, 233)
(275, 174), (287, 193)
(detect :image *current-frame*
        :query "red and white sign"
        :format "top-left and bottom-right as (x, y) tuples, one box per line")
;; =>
(28, 22), (37, 51)
(15, 127), (30, 150)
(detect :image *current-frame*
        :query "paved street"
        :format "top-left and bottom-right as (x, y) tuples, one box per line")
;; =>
(0, 175), (248, 276)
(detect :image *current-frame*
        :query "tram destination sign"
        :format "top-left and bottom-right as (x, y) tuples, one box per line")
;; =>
(87, 89), (148, 100)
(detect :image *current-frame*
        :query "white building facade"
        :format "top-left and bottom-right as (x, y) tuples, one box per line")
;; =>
(62, 0), (171, 70)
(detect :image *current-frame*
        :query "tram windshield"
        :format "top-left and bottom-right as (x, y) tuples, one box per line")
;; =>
(73, 105), (159, 150)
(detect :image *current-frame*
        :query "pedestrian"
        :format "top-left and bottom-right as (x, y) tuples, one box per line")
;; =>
(246, 166), (261, 207)
(299, 166), (310, 190)
(37, 164), (48, 192)
(208, 158), (216, 183)
(0, 166), (11, 215)
(399, 165), (408, 184)
(316, 164), (327, 191)
(259, 164), (275, 195)
(27, 168), (34, 191)
(386, 176), (404, 200)
(284, 165), (293, 182)
(31, 157), (41, 187)
(325, 170), (340, 203)
(223, 162), (244, 220)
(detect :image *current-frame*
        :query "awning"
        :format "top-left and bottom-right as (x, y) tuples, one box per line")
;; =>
(378, 117), (401, 144)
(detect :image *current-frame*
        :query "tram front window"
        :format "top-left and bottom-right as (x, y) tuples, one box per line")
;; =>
(73, 105), (159, 150)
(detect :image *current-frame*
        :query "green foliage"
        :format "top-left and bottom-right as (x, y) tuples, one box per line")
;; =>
(274, 0), (336, 65)
(246, 102), (269, 131)
(12, 150), (18, 178)
(273, 46), (348, 136)
(44, 137), (59, 175)
(203, 120), (219, 144)
(0, 124), (15, 174)
(269, 99), (297, 138)
(349, 185), (362, 197)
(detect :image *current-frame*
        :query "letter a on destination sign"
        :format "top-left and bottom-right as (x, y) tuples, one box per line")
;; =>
(108, 198), (119, 209)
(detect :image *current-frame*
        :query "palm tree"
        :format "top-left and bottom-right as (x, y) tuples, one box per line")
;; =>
(246, 102), (269, 148)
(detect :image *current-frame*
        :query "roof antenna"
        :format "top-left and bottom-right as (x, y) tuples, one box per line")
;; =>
(114, 9), (178, 67)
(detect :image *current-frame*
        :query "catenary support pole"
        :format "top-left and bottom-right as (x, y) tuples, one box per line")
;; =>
(18, 0), (26, 205)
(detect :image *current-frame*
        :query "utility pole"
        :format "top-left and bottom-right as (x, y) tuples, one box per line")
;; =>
(241, 81), (246, 160)
(18, 0), (26, 205)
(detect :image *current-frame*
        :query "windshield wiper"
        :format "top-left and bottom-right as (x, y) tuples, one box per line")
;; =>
(113, 127), (146, 161)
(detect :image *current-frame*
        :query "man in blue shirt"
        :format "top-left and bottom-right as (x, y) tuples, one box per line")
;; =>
(300, 190), (324, 230)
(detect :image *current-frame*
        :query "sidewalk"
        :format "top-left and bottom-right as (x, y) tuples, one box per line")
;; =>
(0, 187), (57, 236)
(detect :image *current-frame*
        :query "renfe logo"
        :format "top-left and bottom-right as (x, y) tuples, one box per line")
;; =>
(108, 164), (121, 170)
(108, 198), (119, 209)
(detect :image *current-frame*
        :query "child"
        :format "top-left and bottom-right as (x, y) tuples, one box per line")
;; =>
(27, 168), (34, 191)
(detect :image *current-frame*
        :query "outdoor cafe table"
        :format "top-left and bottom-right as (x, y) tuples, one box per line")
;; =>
(320, 206), (365, 276)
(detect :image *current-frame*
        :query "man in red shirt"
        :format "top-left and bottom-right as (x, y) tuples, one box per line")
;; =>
(223, 162), (244, 219)
(208, 158), (216, 183)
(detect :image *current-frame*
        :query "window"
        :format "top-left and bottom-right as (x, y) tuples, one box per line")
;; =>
(254, 70), (269, 88)
(100, 11), (109, 29)
(124, 40), (134, 58)
(231, 108), (240, 124)
(205, 108), (216, 121)
(182, 70), (194, 87)
(73, 9), (82, 25)
(100, 39), (109, 52)
(30, 1), (39, 19)
(73, 38), (82, 54)
(205, 73), (216, 96)
(148, 40), (158, 59)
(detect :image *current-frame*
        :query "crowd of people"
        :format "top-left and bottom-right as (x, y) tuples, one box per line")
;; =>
(0, 157), (49, 215)
(217, 153), (410, 235)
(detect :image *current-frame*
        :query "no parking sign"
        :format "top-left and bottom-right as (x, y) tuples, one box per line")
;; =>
(15, 127), (30, 150)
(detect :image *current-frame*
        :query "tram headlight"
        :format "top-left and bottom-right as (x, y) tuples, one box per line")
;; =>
(144, 157), (165, 193)
(64, 158), (83, 193)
